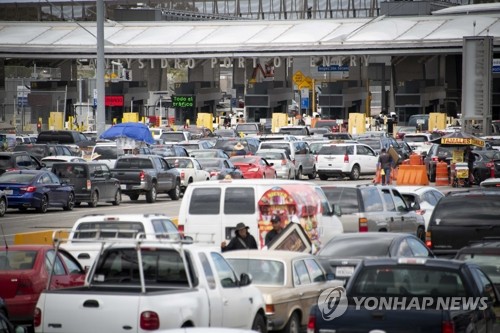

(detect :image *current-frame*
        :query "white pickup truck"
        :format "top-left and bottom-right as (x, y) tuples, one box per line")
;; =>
(162, 157), (210, 192)
(60, 214), (180, 269)
(35, 240), (267, 333)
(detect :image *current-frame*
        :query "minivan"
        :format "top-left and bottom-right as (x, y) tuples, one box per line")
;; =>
(407, 114), (429, 131)
(178, 179), (343, 251)
(426, 189), (500, 257)
(51, 162), (121, 207)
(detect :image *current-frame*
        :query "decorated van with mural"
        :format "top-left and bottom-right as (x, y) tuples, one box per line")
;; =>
(179, 179), (343, 252)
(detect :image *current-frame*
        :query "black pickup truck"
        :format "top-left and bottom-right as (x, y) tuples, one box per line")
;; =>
(309, 257), (500, 333)
(111, 155), (181, 203)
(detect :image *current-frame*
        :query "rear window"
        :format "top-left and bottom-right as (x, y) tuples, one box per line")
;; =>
(430, 195), (500, 225)
(318, 145), (354, 155)
(74, 222), (145, 239)
(0, 173), (36, 183)
(160, 133), (185, 142)
(236, 124), (259, 133)
(457, 253), (500, 285)
(214, 140), (249, 151)
(52, 164), (87, 179)
(224, 187), (255, 214)
(226, 258), (285, 286)
(352, 267), (466, 297)
(260, 143), (290, 154)
(404, 135), (430, 143)
(13, 145), (47, 159)
(93, 146), (120, 160)
(357, 139), (381, 150)
(115, 158), (153, 169)
(197, 159), (221, 168)
(189, 187), (221, 214)
(37, 132), (75, 144)
(256, 151), (284, 160)
(279, 128), (307, 136)
(322, 187), (360, 214)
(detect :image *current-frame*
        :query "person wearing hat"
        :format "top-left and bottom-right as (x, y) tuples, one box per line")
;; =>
(233, 142), (247, 156)
(265, 214), (284, 245)
(221, 222), (258, 252)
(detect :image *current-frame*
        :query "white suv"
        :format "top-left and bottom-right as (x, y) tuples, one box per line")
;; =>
(316, 142), (378, 180)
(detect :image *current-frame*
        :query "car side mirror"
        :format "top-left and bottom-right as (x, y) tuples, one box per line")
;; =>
(239, 272), (252, 287)
(269, 162), (274, 166)
(411, 202), (421, 211)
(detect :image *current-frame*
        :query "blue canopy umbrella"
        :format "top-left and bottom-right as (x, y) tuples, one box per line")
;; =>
(99, 122), (155, 144)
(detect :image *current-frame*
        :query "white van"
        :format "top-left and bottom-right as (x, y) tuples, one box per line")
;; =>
(179, 179), (343, 251)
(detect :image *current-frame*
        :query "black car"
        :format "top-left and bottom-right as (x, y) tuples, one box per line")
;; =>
(13, 143), (73, 160)
(196, 157), (244, 179)
(427, 189), (500, 257)
(317, 232), (434, 283)
(471, 150), (500, 184)
(0, 152), (44, 175)
(36, 130), (93, 155)
(455, 240), (500, 290)
(423, 143), (455, 182)
(51, 162), (121, 207)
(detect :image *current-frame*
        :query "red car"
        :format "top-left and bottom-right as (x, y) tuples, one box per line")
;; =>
(230, 156), (277, 179)
(0, 245), (85, 326)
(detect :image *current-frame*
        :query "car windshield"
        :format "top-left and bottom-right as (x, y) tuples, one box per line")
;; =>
(431, 196), (500, 225)
(226, 258), (285, 286)
(318, 237), (392, 258)
(352, 267), (466, 297)
(0, 173), (36, 183)
(457, 253), (500, 285)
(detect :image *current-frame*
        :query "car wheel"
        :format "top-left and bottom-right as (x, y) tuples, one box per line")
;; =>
(251, 313), (267, 333)
(168, 182), (181, 201)
(112, 189), (121, 206)
(295, 167), (303, 180)
(319, 174), (328, 181)
(146, 183), (157, 203)
(417, 226), (425, 242)
(473, 170), (481, 185)
(36, 195), (48, 213)
(308, 166), (317, 179)
(88, 191), (98, 207)
(284, 312), (300, 333)
(129, 194), (139, 201)
(429, 165), (436, 182)
(349, 165), (360, 180)
(0, 198), (6, 217)
(63, 192), (75, 211)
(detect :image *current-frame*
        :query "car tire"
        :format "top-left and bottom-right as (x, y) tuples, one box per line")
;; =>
(112, 189), (121, 206)
(251, 313), (267, 333)
(36, 195), (48, 213)
(349, 165), (360, 180)
(0, 198), (6, 217)
(319, 174), (328, 181)
(417, 226), (425, 242)
(63, 192), (75, 211)
(88, 191), (98, 207)
(308, 166), (317, 180)
(284, 312), (300, 333)
(129, 194), (139, 201)
(146, 183), (157, 203)
(295, 167), (303, 180)
(168, 182), (181, 201)
(429, 166), (436, 182)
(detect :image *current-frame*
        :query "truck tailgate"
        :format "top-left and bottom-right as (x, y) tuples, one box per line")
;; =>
(38, 291), (140, 333)
(111, 169), (143, 185)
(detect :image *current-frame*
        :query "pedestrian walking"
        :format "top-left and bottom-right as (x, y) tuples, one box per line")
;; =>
(265, 214), (284, 245)
(377, 148), (393, 185)
(221, 222), (258, 252)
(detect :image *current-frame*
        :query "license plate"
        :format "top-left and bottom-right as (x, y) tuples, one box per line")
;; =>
(3, 190), (12, 195)
(335, 266), (354, 277)
(120, 184), (126, 190)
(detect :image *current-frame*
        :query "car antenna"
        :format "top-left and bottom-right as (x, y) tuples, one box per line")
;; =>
(1, 225), (8, 252)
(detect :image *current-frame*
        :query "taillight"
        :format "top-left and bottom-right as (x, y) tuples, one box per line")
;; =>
(34, 307), (41, 327)
(210, 171), (219, 177)
(265, 304), (275, 314)
(442, 321), (455, 333)
(359, 217), (368, 232)
(178, 224), (185, 237)
(344, 153), (349, 163)
(432, 157), (439, 162)
(307, 315), (315, 333)
(281, 159), (287, 166)
(86, 180), (91, 190)
(425, 231), (432, 248)
(20, 186), (36, 193)
(180, 171), (185, 180)
(485, 162), (494, 168)
(139, 170), (146, 181)
(140, 311), (159, 330)
(415, 209), (426, 215)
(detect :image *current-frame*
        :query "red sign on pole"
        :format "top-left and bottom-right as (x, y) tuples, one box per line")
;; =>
(105, 95), (124, 107)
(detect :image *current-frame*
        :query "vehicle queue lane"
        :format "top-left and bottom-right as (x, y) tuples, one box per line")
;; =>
(1, 177), (456, 245)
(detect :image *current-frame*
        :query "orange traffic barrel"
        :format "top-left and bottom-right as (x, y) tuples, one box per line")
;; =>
(435, 161), (449, 186)
(409, 153), (423, 165)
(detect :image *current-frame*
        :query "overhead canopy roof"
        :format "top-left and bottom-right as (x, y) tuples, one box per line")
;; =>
(0, 11), (499, 59)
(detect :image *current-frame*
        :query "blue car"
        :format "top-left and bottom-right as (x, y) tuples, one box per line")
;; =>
(0, 170), (75, 213)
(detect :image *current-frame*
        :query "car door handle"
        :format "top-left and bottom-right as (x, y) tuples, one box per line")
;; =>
(299, 292), (304, 297)
(223, 298), (229, 305)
